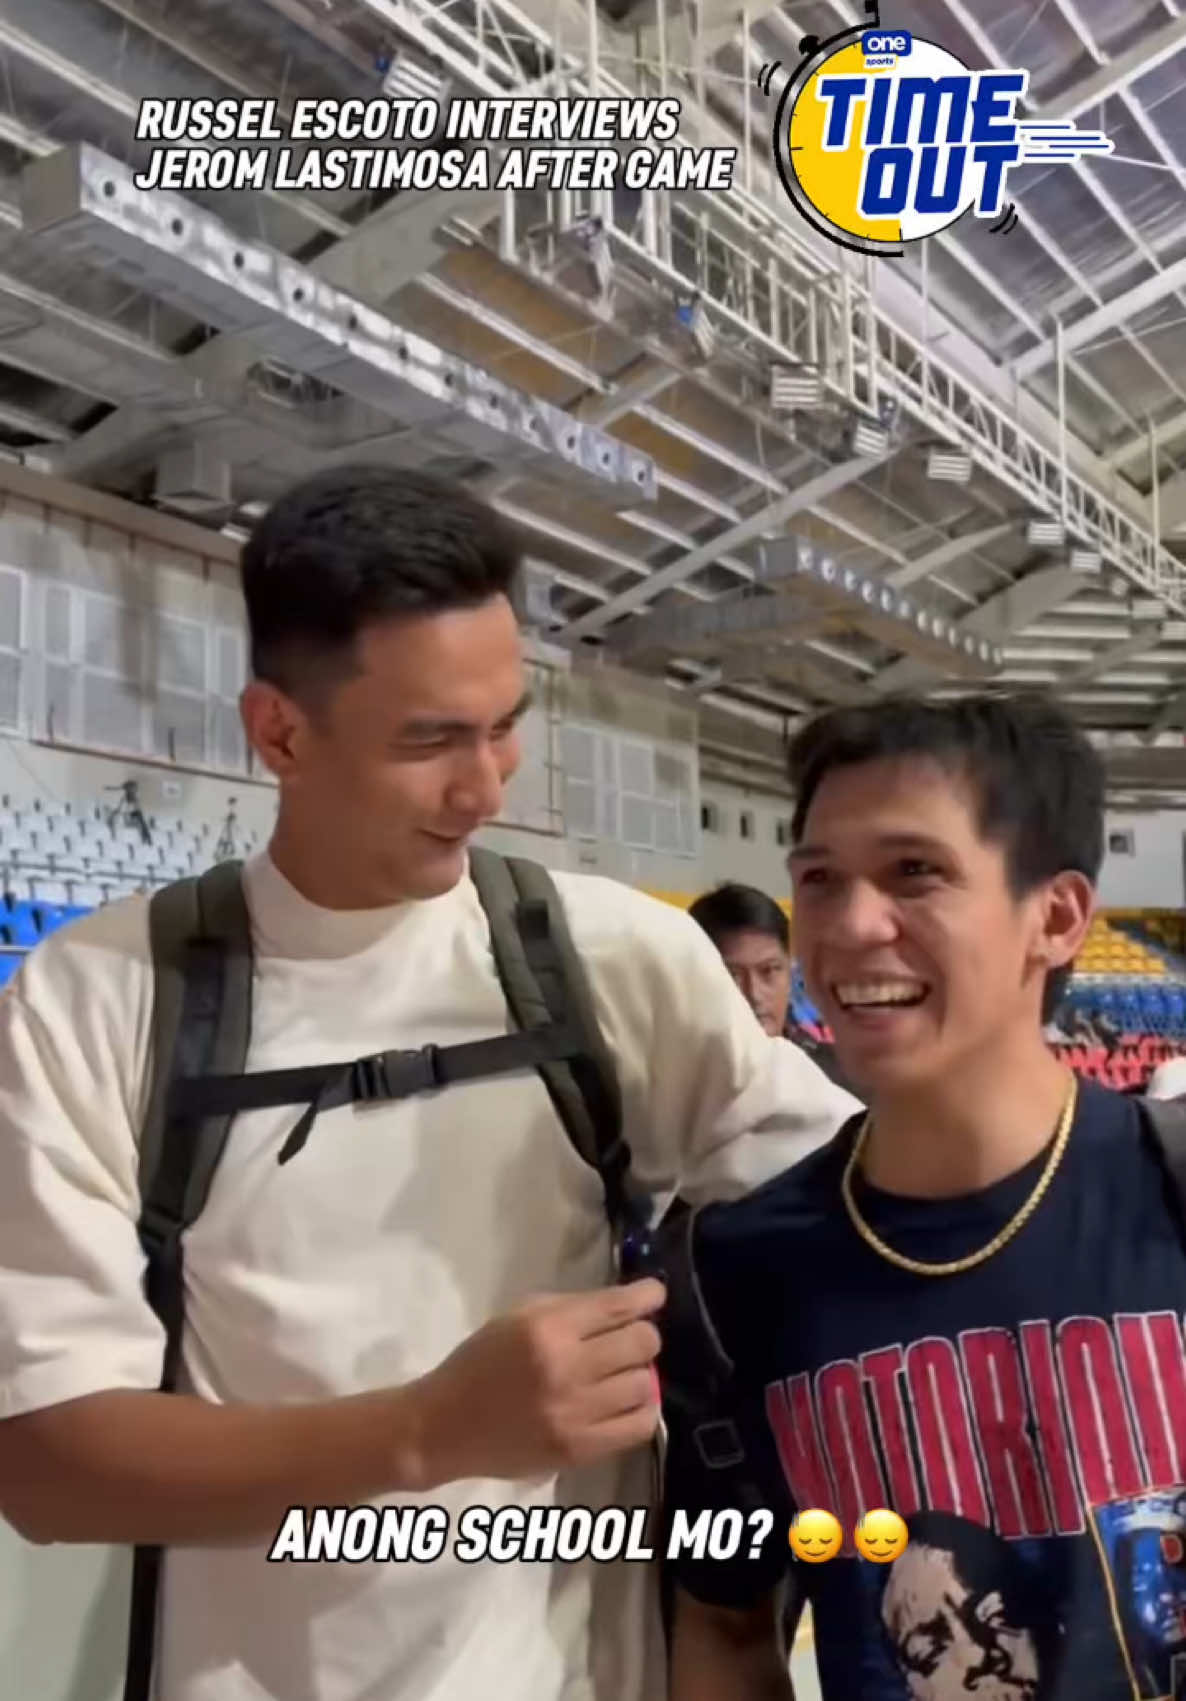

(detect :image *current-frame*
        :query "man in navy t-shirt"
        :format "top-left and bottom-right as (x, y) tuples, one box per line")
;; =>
(664, 691), (1186, 1701)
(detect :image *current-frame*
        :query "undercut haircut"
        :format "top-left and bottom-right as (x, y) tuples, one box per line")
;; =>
(240, 464), (523, 703)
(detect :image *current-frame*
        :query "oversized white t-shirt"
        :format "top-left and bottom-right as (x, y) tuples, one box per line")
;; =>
(0, 853), (858, 1701)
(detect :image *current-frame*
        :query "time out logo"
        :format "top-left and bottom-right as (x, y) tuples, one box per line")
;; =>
(766, 15), (1113, 256)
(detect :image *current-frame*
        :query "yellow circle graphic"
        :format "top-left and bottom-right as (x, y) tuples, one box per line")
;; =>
(787, 41), (902, 246)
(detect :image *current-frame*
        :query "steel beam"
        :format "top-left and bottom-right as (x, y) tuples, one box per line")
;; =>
(0, 268), (188, 410)
(936, 0), (1186, 414)
(1145, 688), (1186, 742)
(1056, 628), (1167, 689)
(1040, 16), (1186, 120)
(1014, 258), (1186, 378)
(1153, 468), (1186, 536)
(887, 523), (1016, 589)
(253, 0), (374, 71)
(559, 453), (892, 641)
(0, 8), (345, 243)
(1111, 408), (1186, 474)
(0, 401), (74, 442)
(576, 360), (678, 428)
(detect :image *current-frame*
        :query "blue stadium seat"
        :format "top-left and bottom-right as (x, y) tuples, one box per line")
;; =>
(790, 964), (819, 1027)
(2, 900), (40, 947)
(0, 898), (95, 950)
(0, 952), (22, 989)
(34, 905), (72, 937)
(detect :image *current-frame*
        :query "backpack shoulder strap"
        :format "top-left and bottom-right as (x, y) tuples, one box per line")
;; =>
(467, 847), (638, 1239)
(139, 858), (253, 1330)
(1138, 1095), (1186, 1241)
(125, 859), (252, 1701)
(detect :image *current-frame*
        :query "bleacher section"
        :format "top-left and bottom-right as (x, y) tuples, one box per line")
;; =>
(789, 965), (833, 1049)
(7, 858), (1186, 1098)
(645, 891), (1186, 1092)
(1048, 916), (1186, 1091)
(0, 794), (260, 991)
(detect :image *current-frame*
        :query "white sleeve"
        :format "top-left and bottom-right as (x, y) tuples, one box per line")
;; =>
(556, 878), (861, 1206)
(0, 908), (165, 1420)
(1147, 1057), (1186, 1101)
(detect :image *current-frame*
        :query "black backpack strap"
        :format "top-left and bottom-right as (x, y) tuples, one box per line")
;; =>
(654, 1201), (734, 1419)
(125, 860), (253, 1701)
(180, 1023), (588, 1165)
(468, 847), (645, 1247)
(1139, 1096), (1186, 1242)
(654, 1202), (766, 1506)
(653, 1196), (770, 1656)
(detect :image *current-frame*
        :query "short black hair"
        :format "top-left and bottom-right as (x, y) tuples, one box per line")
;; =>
(688, 883), (790, 953)
(786, 692), (1104, 1019)
(240, 464), (523, 697)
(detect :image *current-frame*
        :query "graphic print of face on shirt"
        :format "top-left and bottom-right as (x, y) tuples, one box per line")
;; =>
(880, 1512), (1054, 1700)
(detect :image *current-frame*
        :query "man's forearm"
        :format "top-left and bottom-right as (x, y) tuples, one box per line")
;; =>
(669, 1591), (793, 1701)
(0, 1382), (430, 1547)
(671, 1638), (793, 1701)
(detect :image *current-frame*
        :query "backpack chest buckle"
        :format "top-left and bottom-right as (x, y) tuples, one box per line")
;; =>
(351, 1046), (443, 1103)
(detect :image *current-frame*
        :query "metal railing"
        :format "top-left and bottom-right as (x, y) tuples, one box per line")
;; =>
(392, 0), (1186, 610)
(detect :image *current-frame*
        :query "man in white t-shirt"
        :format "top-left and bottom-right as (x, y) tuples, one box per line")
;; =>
(0, 465), (857, 1701)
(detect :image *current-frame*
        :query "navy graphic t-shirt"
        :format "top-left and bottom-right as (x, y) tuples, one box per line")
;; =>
(665, 1081), (1186, 1701)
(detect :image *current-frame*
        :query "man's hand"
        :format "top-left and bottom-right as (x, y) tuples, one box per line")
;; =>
(670, 1588), (792, 1701)
(413, 1277), (666, 1485)
(0, 1279), (666, 1546)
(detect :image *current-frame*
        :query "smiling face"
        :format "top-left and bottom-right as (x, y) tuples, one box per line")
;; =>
(788, 1508), (844, 1563)
(787, 755), (1089, 1099)
(243, 596), (527, 907)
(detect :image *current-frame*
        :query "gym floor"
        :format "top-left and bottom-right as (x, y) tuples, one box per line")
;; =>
(790, 1611), (821, 1699)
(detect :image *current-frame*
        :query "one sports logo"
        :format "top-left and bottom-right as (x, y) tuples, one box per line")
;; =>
(768, 11), (1112, 256)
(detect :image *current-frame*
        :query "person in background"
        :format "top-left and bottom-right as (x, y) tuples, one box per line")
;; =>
(689, 882), (851, 1089)
(0, 465), (858, 1701)
(688, 884), (793, 1038)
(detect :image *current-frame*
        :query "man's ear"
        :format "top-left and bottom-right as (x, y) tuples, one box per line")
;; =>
(240, 679), (309, 782)
(1032, 870), (1095, 977)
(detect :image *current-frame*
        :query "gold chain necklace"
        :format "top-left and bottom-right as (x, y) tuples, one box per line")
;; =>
(840, 1076), (1078, 1277)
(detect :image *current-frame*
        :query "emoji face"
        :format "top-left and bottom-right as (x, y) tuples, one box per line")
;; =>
(788, 1508), (843, 1563)
(854, 1508), (909, 1563)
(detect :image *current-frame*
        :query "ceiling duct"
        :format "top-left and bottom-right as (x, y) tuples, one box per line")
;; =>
(606, 534), (1004, 676)
(19, 144), (656, 508)
(153, 443), (232, 517)
(755, 535), (1003, 675)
